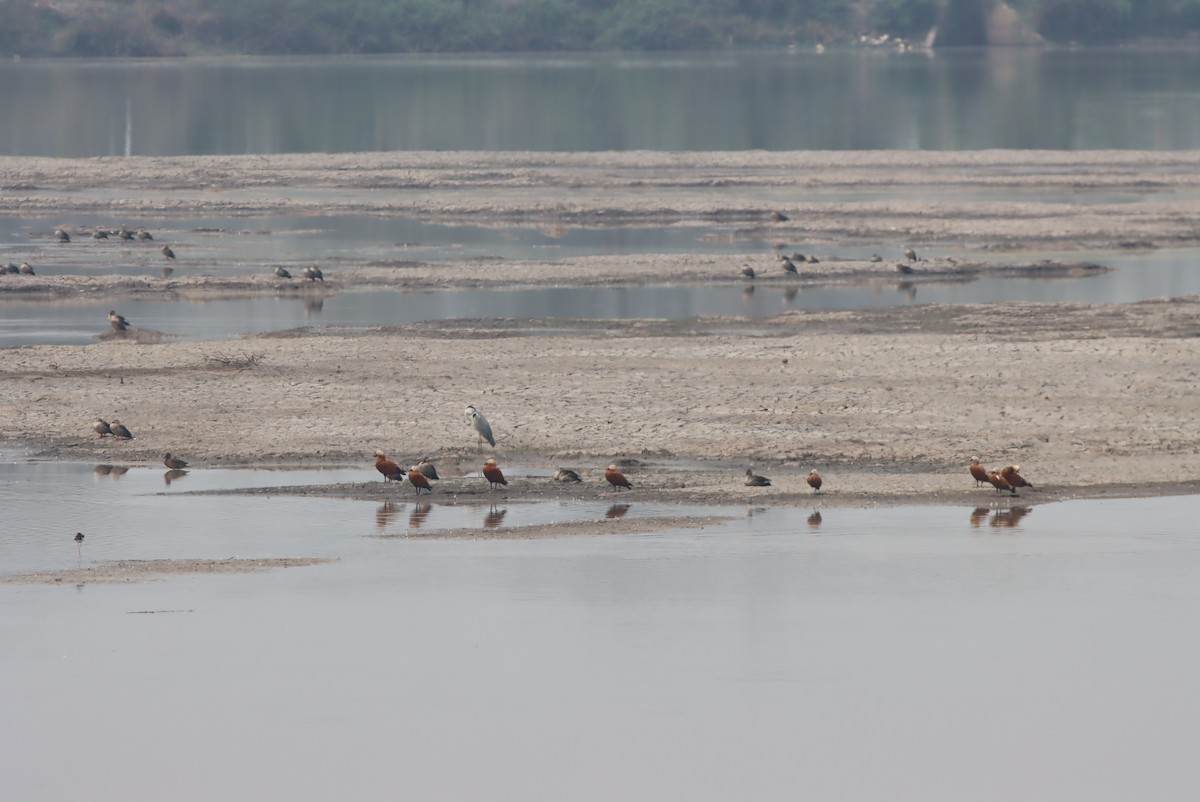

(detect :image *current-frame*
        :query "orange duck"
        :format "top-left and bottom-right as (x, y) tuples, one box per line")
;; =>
(1000, 465), (1033, 490)
(806, 469), (823, 493)
(407, 465), (432, 495)
(482, 458), (508, 491)
(986, 470), (1016, 496)
(604, 464), (632, 491)
(969, 457), (989, 487)
(374, 449), (403, 482)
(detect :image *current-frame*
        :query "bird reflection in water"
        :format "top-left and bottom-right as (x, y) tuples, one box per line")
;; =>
(897, 281), (917, 302)
(93, 464), (113, 479)
(163, 468), (189, 486)
(807, 510), (823, 529)
(969, 507), (990, 528)
(304, 296), (324, 316)
(161, 266), (174, 279)
(376, 501), (399, 532)
(409, 503), (432, 529)
(782, 286), (799, 304)
(483, 505), (507, 529)
(108, 466), (129, 478)
(606, 504), (631, 520)
(990, 507), (1031, 529)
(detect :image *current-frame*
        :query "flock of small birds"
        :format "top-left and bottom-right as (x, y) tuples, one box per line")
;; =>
(741, 246), (921, 281)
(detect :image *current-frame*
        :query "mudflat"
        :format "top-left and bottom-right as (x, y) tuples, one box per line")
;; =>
(3, 150), (1200, 506)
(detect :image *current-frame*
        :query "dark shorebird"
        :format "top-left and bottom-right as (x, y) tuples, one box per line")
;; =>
(904, 246), (918, 262)
(741, 264), (756, 279)
(407, 465), (433, 495)
(482, 458), (507, 491)
(604, 464), (633, 491)
(744, 468), (772, 487)
(896, 262), (915, 275)
(869, 254), (882, 263)
(163, 453), (189, 470)
(553, 468), (582, 483)
(93, 229), (109, 240)
(806, 469), (823, 493)
(92, 418), (112, 438)
(373, 449), (403, 482)
(303, 265), (324, 281)
(780, 257), (799, 275)
(273, 266), (292, 279)
(74, 532), (85, 542)
(136, 229), (153, 241)
(417, 457), (440, 481)
(118, 228), (135, 240)
(161, 245), (175, 259)
(109, 420), (133, 439)
(19, 262), (34, 275)
(4, 262), (17, 274)
(54, 228), (70, 242)
(108, 310), (129, 331)
(770, 211), (789, 222)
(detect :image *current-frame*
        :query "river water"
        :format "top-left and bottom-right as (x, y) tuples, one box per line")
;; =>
(2, 460), (1199, 800)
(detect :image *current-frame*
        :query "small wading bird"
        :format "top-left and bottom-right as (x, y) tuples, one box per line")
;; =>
(780, 256), (799, 275)
(108, 310), (129, 331)
(163, 453), (188, 470)
(1001, 465), (1033, 490)
(92, 418), (112, 438)
(553, 468), (582, 483)
(136, 229), (153, 241)
(407, 465), (432, 495)
(303, 265), (324, 282)
(741, 264), (756, 279)
(161, 245), (175, 260)
(482, 458), (507, 491)
(969, 457), (989, 487)
(109, 420), (133, 439)
(417, 457), (440, 481)
(465, 404), (496, 448)
(54, 227), (70, 242)
(744, 468), (772, 487)
(904, 246), (918, 262)
(806, 469), (823, 493)
(374, 449), (403, 482)
(986, 470), (1017, 496)
(74, 532), (84, 543)
(604, 464), (632, 491)
(273, 266), (292, 279)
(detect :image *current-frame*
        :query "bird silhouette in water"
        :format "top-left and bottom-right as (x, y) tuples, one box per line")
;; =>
(466, 404), (496, 448)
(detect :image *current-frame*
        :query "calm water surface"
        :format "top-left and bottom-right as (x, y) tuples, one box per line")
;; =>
(2, 460), (1198, 800)
(2, 49), (1199, 156)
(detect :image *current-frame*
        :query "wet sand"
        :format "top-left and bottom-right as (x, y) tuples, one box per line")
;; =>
(2, 557), (334, 585)
(3, 151), (1200, 507)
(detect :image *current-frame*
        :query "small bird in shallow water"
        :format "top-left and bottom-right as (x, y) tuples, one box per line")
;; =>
(303, 265), (324, 281)
(1000, 465), (1033, 490)
(604, 464), (633, 491)
(374, 449), (403, 482)
(108, 310), (129, 331)
(417, 457), (440, 481)
(806, 469), (823, 493)
(744, 468), (772, 487)
(986, 470), (1017, 495)
(273, 266), (292, 279)
(74, 532), (84, 542)
(407, 466), (432, 495)
(553, 468), (582, 483)
(482, 458), (507, 491)
(161, 245), (175, 259)
(163, 453), (188, 470)
(969, 457), (989, 488)
(92, 418), (112, 438)
(741, 264), (756, 279)
(54, 228), (70, 242)
(904, 246), (918, 262)
(466, 404), (496, 448)
(109, 420), (133, 439)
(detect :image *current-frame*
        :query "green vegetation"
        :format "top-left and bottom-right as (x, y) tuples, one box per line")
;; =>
(2, 0), (1199, 57)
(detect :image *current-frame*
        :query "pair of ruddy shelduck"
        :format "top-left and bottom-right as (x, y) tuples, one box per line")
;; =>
(969, 458), (1033, 495)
